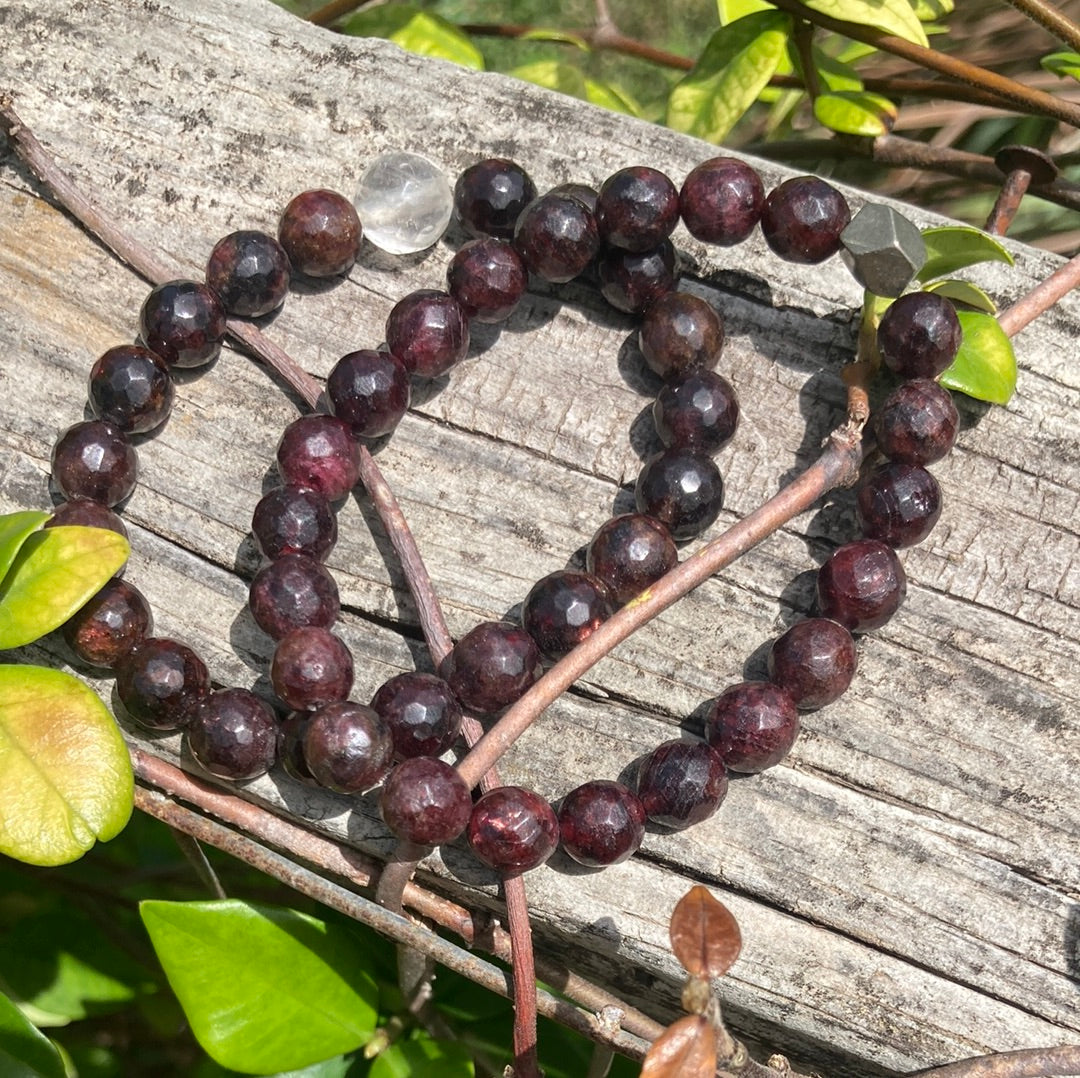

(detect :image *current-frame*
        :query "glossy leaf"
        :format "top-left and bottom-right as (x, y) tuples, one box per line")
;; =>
(911, 0), (953, 16)
(915, 225), (1014, 283)
(640, 1015), (716, 1078)
(1041, 50), (1080, 81)
(0, 989), (65, 1078)
(0, 664), (132, 866)
(508, 61), (639, 115)
(0, 511), (48, 585)
(811, 48), (864, 92)
(369, 1032), (475, 1078)
(813, 90), (896, 135)
(0, 526), (129, 650)
(923, 278), (997, 313)
(717, 0), (773, 22)
(341, 6), (484, 69)
(802, 0), (928, 45)
(669, 885), (742, 978)
(519, 28), (590, 51)
(940, 310), (1017, 404)
(666, 13), (792, 142)
(140, 900), (378, 1074)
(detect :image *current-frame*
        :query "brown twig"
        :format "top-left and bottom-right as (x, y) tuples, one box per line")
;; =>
(1000, 0), (1080, 55)
(909, 1045), (1080, 1077)
(505, 875), (541, 1078)
(305, 0), (370, 28)
(997, 250), (1080, 337)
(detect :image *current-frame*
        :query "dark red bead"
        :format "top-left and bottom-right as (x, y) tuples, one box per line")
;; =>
(248, 554), (340, 640)
(206, 230), (291, 317)
(276, 414), (360, 502)
(521, 570), (614, 660)
(468, 786), (559, 874)
(454, 158), (537, 240)
(442, 621), (543, 715)
(635, 448), (724, 542)
(817, 539), (907, 633)
(301, 701), (393, 794)
(874, 379), (959, 466)
(638, 292), (723, 379)
(513, 193), (600, 283)
(877, 292), (962, 380)
(116, 637), (211, 731)
(548, 182), (599, 213)
(679, 157), (764, 246)
(270, 626), (354, 711)
(327, 349), (411, 439)
(760, 176), (851, 264)
(595, 166), (679, 252)
(385, 289), (470, 378)
(597, 241), (678, 314)
(653, 369), (739, 453)
(89, 345), (173, 435)
(278, 189), (362, 278)
(251, 485), (337, 562)
(857, 462), (942, 548)
(446, 238), (527, 324)
(62, 578), (153, 669)
(139, 280), (227, 368)
(704, 681), (800, 773)
(636, 739), (728, 830)
(768, 618), (856, 711)
(46, 499), (128, 539)
(51, 420), (138, 507)
(558, 780), (646, 867)
(586, 513), (678, 605)
(370, 672), (462, 759)
(187, 688), (279, 781)
(379, 756), (472, 845)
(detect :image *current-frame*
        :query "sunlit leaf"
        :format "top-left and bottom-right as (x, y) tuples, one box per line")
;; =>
(923, 278), (997, 313)
(519, 28), (590, 51)
(911, 0), (953, 18)
(1041, 50), (1080, 82)
(801, 0), (928, 45)
(666, 13), (792, 142)
(584, 77), (642, 115)
(813, 90), (897, 135)
(641, 1015), (717, 1078)
(669, 886), (743, 978)
(140, 900), (378, 1074)
(0, 664), (133, 866)
(341, 6), (484, 69)
(915, 225), (1014, 283)
(0, 511), (49, 586)
(511, 59), (588, 97)
(812, 48), (864, 92)
(369, 1031), (475, 1077)
(940, 310), (1017, 404)
(0, 526), (129, 650)
(717, 0), (774, 22)
(0, 989), (65, 1078)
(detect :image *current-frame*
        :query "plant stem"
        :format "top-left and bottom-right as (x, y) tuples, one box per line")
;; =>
(505, 875), (540, 1078)
(1000, 0), (1080, 55)
(998, 250), (1080, 337)
(169, 828), (227, 899)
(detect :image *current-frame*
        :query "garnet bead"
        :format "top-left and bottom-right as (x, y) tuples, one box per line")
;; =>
(513, 193), (600, 283)
(468, 786), (559, 874)
(595, 166), (679, 252)
(205, 230), (291, 317)
(877, 292), (962, 380)
(46, 499), (128, 539)
(597, 241), (678, 315)
(520, 570), (614, 660)
(817, 539), (907, 633)
(327, 349), (411, 439)
(874, 379), (959, 466)
(270, 626), (354, 711)
(276, 414), (360, 501)
(856, 462), (942, 548)
(637, 739), (728, 830)
(760, 176), (851, 264)
(51, 420), (138, 507)
(653, 369), (739, 453)
(370, 672), (462, 759)
(446, 238), (527, 324)
(704, 681), (800, 773)
(442, 621), (543, 715)
(278, 189), (362, 278)
(635, 447), (724, 542)
(385, 289), (470, 379)
(558, 780), (646, 867)
(768, 618), (856, 711)
(454, 158), (537, 240)
(300, 701), (393, 794)
(638, 292), (723, 380)
(116, 637), (211, 731)
(88, 345), (174, 434)
(139, 280), (227, 368)
(248, 554), (340, 640)
(251, 484), (337, 561)
(379, 756), (472, 845)
(586, 513), (678, 605)
(62, 578), (153, 669)
(679, 157), (764, 246)
(187, 688), (279, 781)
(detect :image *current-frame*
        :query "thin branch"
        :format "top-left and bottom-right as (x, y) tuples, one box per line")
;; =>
(306, 0), (370, 27)
(999, 0), (1080, 55)
(505, 875), (540, 1078)
(998, 249), (1080, 337)
(169, 828), (227, 899)
(909, 1045), (1080, 1078)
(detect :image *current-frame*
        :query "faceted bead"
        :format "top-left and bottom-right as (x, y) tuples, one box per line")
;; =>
(187, 688), (279, 782)
(679, 157), (764, 246)
(51, 420), (138, 507)
(442, 621), (543, 715)
(817, 539), (906, 633)
(270, 626), (354, 711)
(380, 756), (473, 845)
(205, 230), (291, 317)
(597, 241), (678, 314)
(520, 570), (614, 660)
(446, 238), (527, 324)
(595, 166), (679, 252)
(276, 414), (360, 501)
(278, 189), (362, 277)
(856, 462), (942, 548)
(301, 701), (393, 794)
(839, 204), (927, 297)
(635, 448), (724, 542)
(586, 513), (678, 605)
(558, 779), (646, 867)
(638, 292), (723, 380)
(116, 637), (211, 731)
(704, 681), (800, 773)
(637, 739), (728, 830)
(355, 151), (453, 254)
(327, 349), (410, 439)
(370, 672), (463, 759)
(88, 345), (174, 435)
(548, 182), (599, 213)
(46, 498), (128, 539)
(251, 484), (337, 562)
(62, 578), (153, 669)
(454, 158), (537, 240)
(385, 289), (470, 378)
(877, 292), (962, 380)
(768, 618), (856, 711)
(468, 786), (559, 874)
(280, 711), (317, 784)
(513, 194), (600, 283)
(760, 176), (851, 264)
(248, 554), (340, 640)
(139, 280), (227, 368)
(653, 369), (739, 453)
(874, 379), (959, 466)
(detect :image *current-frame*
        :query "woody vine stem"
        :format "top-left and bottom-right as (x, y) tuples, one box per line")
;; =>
(3, 98), (1080, 1078)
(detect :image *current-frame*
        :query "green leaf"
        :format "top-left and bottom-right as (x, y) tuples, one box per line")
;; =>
(341, 7), (484, 69)
(801, 0), (928, 45)
(915, 225), (1014, 283)
(911, 0), (953, 18)
(368, 1032), (474, 1078)
(923, 278), (997, 313)
(518, 28), (590, 51)
(940, 310), (1017, 404)
(717, 0), (774, 22)
(510, 59), (587, 96)
(0, 664), (133, 866)
(0, 512), (49, 587)
(0, 989), (65, 1078)
(813, 90), (897, 135)
(1041, 50), (1080, 81)
(584, 77), (642, 115)
(140, 900), (378, 1074)
(0, 526), (129, 650)
(811, 48), (864, 92)
(666, 13), (792, 142)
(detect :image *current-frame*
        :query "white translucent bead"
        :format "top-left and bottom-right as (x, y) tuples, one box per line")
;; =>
(354, 151), (453, 255)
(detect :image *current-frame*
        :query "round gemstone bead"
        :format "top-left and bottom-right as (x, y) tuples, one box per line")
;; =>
(521, 570), (615, 660)
(116, 637), (211, 731)
(379, 756), (473, 845)
(760, 176), (851, 264)
(454, 158), (537, 240)
(877, 292), (962, 380)
(638, 292), (724, 380)
(597, 241), (678, 314)
(442, 621), (543, 715)
(205, 230), (291, 317)
(446, 238), (527, 324)
(468, 786), (559, 874)
(595, 166), (679, 252)
(187, 688), (279, 782)
(586, 513), (678, 605)
(248, 554), (340, 640)
(270, 626), (354, 711)
(635, 448), (724, 542)
(280, 711), (316, 785)
(300, 701), (393, 794)
(704, 681), (800, 773)
(768, 618), (856, 710)
(817, 539), (907, 633)
(139, 280), (227, 368)
(548, 182), (599, 213)
(251, 485), (337, 561)
(856, 462), (942, 548)
(278, 189), (362, 277)
(370, 672), (463, 759)
(558, 780), (646, 867)
(327, 349), (411, 439)
(276, 414), (360, 501)
(62, 578), (153, 669)
(637, 739), (728, 830)
(88, 345), (174, 435)
(354, 151), (453, 254)
(874, 379), (959, 466)
(385, 289), (470, 378)
(513, 193), (600, 283)
(46, 498), (128, 539)
(679, 157), (764, 246)
(51, 420), (138, 507)
(653, 369), (739, 453)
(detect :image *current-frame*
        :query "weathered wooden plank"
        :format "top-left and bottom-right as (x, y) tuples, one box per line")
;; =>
(2, 1), (1078, 1074)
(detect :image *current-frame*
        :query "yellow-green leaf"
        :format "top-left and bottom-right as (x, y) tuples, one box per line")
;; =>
(812, 48), (864, 92)
(510, 59), (587, 97)
(666, 13), (792, 142)
(911, 0), (953, 18)
(519, 28), (590, 51)
(0, 664), (133, 866)
(940, 310), (1017, 404)
(923, 278), (997, 313)
(813, 90), (896, 135)
(0, 526), (129, 650)
(915, 225), (1014, 283)
(0, 989), (66, 1078)
(342, 6), (484, 70)
(802, 0), (928, 45)
(717, 0), (774, 23)
(0, 511), (49, 585)
(584, 77), (642, 116)
(1041, 50), (1080, 82)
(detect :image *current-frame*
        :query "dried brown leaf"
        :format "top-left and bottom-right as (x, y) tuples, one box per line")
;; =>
(669, 884), (742, 978)
(640, 1014), (717, 1078)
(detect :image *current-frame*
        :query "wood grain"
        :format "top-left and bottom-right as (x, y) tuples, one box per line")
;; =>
(1, 2), (1078, 1074)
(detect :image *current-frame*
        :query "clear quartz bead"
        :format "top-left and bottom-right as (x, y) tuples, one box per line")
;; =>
(354, 151), (453, 255)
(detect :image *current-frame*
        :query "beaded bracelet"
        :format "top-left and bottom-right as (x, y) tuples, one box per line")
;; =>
(49, 152), (963, 879)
